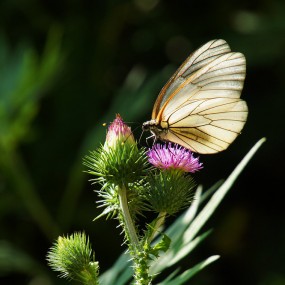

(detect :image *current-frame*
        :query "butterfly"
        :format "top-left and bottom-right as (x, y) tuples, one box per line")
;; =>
(142, 39), (248, 154)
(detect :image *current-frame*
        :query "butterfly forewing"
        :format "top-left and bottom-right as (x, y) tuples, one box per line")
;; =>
(158, 52), (246, 123)
(152, 39), (232, 119)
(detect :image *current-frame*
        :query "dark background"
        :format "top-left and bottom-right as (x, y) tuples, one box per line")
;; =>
(0, 1), (284, 284)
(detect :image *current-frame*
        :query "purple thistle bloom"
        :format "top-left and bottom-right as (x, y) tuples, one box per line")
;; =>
(147, 143), (203, 173)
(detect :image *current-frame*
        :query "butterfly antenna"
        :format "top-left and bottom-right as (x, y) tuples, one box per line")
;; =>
(122, 124), (141, 144)
(136, 124), (154, 147)
(138, 129), (144, 145)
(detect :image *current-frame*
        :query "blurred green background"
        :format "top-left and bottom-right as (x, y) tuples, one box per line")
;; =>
(0, 0), (284, 284)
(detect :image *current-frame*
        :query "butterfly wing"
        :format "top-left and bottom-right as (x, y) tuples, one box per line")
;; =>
(155, 50), (247, 154)
(152, 39), (232, 119)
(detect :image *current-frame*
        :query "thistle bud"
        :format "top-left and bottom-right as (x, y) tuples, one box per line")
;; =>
(46, 232), (99, 284)
(84, 114), (148, 187)
(104, 114), (136, 149)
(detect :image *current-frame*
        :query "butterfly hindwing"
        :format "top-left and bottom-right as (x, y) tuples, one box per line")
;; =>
(163, 98), (248, 153)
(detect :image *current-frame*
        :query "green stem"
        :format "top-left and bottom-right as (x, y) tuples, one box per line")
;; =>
(148, 212), (167, 243)
(0, 148), (59, 238)
(118, 184), (140, 250)
(118, 185), (152, 284)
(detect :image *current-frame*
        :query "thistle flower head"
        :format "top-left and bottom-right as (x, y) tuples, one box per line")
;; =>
(84, 114), (149, 190)
(105, 114), (135, 148)
(147, 143), (203, 173)
(46, 232), (99, 284)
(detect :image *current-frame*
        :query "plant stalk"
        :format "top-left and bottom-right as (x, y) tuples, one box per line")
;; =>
(148, 212), (166, 243)
(118, 184), (140, 250)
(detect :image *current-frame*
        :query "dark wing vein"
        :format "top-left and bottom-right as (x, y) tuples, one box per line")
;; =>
(170, 118), (247, 129)
(170, 129), (222, 152)
(154, 39), (232, 114)
(168, 129), (198, 152)
(166, 98), (204, 124)
(192, 41), (229, 66)
(167, 99), (241, 126)
(176, 126), (232, 144)
(195, 100), (241, 113)
(207, 124), (241, 134)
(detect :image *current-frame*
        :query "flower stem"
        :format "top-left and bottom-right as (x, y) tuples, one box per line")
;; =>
(148, 212), (166, 243)
(118, 185), (153, 285)
(118, 184), (140, 250)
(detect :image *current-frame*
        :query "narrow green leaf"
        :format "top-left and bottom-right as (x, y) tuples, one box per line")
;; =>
(183, 138), (266, 244)
(150, 230), (212, 275)
(167, 230), (212, 267)
(157, 255), (220, 285)
(99, 253), (131, 285)
(199, 180), (224, 204)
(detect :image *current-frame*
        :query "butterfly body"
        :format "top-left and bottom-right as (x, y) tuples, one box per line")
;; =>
(143, 39), (248, 154)
(142, 119), (168, 142)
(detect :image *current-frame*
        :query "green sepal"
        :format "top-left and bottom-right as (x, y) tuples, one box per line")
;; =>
(146, 169), (196, 215)
(83, 143), (149, 188)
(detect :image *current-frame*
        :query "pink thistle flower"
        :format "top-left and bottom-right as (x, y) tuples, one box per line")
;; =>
(147, 143), (203, 173)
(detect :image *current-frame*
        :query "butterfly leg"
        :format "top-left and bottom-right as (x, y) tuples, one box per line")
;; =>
(146, 133), (156, 148)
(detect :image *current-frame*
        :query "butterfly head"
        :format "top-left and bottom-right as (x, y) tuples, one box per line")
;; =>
(142, 119), (156, 132)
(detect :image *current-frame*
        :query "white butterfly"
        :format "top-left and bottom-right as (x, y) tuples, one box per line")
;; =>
(143, 39), (248, 154)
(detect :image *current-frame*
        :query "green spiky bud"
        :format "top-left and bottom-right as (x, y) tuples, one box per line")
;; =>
(46, 232), (99, 285)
